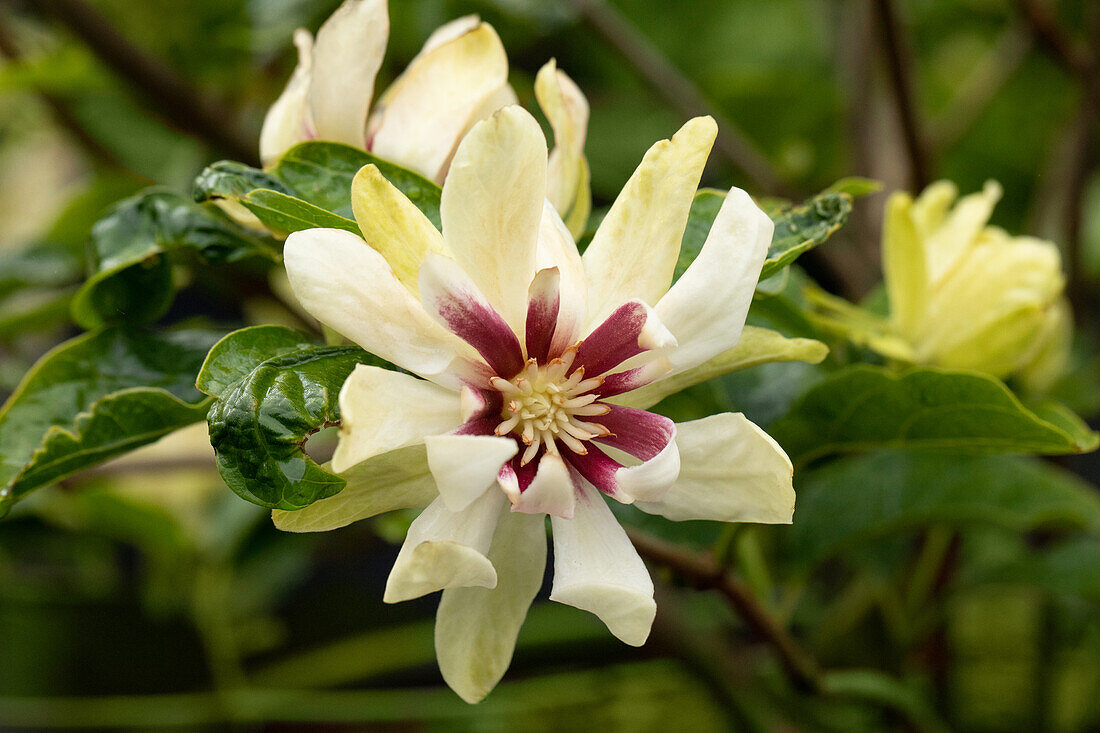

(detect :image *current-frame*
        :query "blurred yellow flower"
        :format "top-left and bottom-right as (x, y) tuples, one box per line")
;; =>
(882, 180), (1067, 382)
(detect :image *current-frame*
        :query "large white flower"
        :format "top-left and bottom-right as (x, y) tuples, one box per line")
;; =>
(259, 0), (590, 236)
(275, 106), (795, 703)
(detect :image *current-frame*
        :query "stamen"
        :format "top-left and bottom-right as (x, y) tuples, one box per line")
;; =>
(571, 403), (612, 417)
(492, 344), (610, 464)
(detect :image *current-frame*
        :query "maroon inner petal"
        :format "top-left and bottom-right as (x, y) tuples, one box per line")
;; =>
(590, 405), (674, 461)
(506, 449), (541, 493)
(525, 268), (561, 364)
(597, 365), (661, 398)
(572, 300), (651, 377)
(431, 288), (525, 378)
(563, 442), (623, 498)
(453, 415), (499, 436)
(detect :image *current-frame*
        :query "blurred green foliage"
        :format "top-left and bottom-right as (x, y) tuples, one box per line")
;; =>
(2, 0), (1100, 731)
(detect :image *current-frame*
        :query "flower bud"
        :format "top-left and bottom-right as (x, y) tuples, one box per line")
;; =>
(882, 180), (1067, 381)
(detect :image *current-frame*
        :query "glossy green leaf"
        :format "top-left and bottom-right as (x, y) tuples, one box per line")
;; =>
(764, 192), (852, 279)
(676, 187), (852, 283)
(70, 190), (279, 329)
(770, 365), (1099, 463)
(197, 325), (318, 399)
(204, 337), (388, 510)
(194, 141), (443, 232)
(0, 327), (220, 516)
(274, 142), (442, 228)
(787, 452), (1100, 570)
(239, 190), (360, 237)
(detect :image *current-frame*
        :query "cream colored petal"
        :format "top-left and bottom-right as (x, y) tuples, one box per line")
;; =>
(384, 490), (506, 603)
(331, 364), (461, 473)
(418, 14), (482, 57)
(549, 482), (655, 646)
(308, 0), (388, 147)
(351, 164), (449, 293)
(655, 187), (773, 374)
(426, 434), (518, 512)
(429, 82), (519, 185)
(370, 24), (511, 183)
(512, 451), (576, 519)
(436, 509), (546, 703)
(616, 435), (680, 503)
(917, 233), (1064, 375)
(909, 180), (957, 237)
(924, 180), (1002, 283)
(882, 191), (928, 341)
(440, 106), (548, 333)
(582, 116), (717, 326)
(272, 444), (435, 532)
(536, 59), (591, 240)
(283, 228), (469, 381)
(1018, 298), (1072, 392)
(635, 413), (795, 524)
(612, 327), (828, 410)
(260, 30), (314, 167)
(534, 200), (587, 351)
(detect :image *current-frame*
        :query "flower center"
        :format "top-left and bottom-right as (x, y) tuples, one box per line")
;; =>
(490, 346), (611, 465)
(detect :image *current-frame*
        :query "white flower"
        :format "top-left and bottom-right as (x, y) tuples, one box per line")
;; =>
(275, 106), (795, 703)
(259, 0), (590, 236)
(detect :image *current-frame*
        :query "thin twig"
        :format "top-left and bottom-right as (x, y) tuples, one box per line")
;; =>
(627, 528), (822, 693)
(872, 0), (930, 190)
(928, 21), (1032, 152)
(562, 0), (791, 196)
(1016, 0), (1100, 106)
(34, 0), (257, 164)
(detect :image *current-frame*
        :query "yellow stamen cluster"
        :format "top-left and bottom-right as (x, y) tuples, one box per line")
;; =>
(491, 346), (611, 465)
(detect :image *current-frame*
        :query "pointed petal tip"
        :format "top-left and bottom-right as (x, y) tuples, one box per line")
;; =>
(384, 541), (498, 604)
(549, 584), (656, 646)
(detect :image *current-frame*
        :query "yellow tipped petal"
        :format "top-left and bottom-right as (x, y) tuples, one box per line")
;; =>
(308, 0), (389, 147)
(882, 191), (927, 341)
(351, 164), (449, 293)
(370, 23), (510, 183)
(536, 59), (592, 240)
(582, 116), (717, 325)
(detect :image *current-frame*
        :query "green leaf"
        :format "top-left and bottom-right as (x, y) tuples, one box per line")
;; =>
(205, 340), (388, 510)
(821, 177), (883, 198)
(194, 141), (443, 232)
(770, 365), (1099, 464)
(239, 190), (360, 237)
(70, 190), (279, 329)
(764, 192), (852, 279)
(972, 537), (1100, 601)
(0, 326), (220, 516)
(196, 325), (318, 399)
(676, 188), (852, 283)
(787, 452), (1100, 570)
(274, 142), (442, 228)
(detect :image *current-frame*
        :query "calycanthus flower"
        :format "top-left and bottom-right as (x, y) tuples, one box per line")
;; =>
(274, 106), (796, 703)
(881, 181), (1069, 382)
(810, 180), (1069, 387)
(260, 0), (590, 236)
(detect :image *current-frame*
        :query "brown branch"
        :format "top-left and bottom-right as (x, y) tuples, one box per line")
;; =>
(0, 13), (130, 172)
(34, 0), (257, 165)
(627, 528), (822, 693)
(872, 0), (931, 190)
(562, 0), (792, 197)
(1017, 0), (1100, 106)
